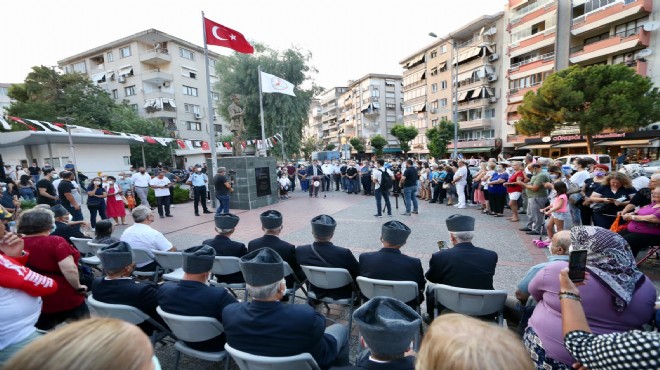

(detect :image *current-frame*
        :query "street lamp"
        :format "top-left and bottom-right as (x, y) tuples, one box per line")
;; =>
(428, 32), (459, 159)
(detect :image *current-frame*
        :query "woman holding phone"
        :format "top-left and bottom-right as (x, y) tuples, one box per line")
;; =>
(523, 226), (655, 369)
(589, 172), (636, 229)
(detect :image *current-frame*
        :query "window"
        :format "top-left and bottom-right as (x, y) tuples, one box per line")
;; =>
(386, 103), (396, 110)
(106, 52), (114, 62)
(441, 80), (448, 89)
(431, 83), (438, 93)
(430, 67), (438, 76)
(111, 89), (118, 99)
(439, 64), (448, 73)
(179, 47), (195, 60)
(186, 121), (202, 131)
(430, 50), (438, 58)
(123, 156), (131, 165)
(0, 87), (7, 96)
(119, 46), (131, 58)
(440, 98), (448, 107)
(182, 67), (197, 79)
(183, 85), (198, 96)
(124, 85), (136, 96)
(386, 115), (397, 122)
(371, 89), (380, 97)
(485, 108), (496, 118)
(211, 92), (219, 101)
(431, 119), (439, 127)
(184, 104), (201, 114)
(385, 92), (395, 98)
(130, 104), (139, 112)
(209, 59), (217, 68)
(441, 45), (448, 54)
(431, 100), (439, 109)
(72, 61), (86, 73)
(44, 158), (61, 168)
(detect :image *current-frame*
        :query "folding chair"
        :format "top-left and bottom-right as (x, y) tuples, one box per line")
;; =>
(300, 265), (358, 340)
(87, 242), (110, 252)
(283, 261), (308, 304)
(132, 249), (161, 282)
(225, 343), (320, 370)
(209, 256), (248, 301)
(432, 284), (508, 325)
(152, 250), (185, 282)
(70, 237), (101, 270)
(156, 307), (231, 370)
(637, 245), (660, 266)
(87, 295), (174, 346)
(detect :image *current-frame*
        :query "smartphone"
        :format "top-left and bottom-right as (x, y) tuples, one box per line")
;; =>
(568, 250), (588, 283)
(437, 241), (446, 250)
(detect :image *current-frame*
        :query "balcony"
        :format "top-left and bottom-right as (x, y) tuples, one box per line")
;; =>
(507, 84), (541, 103)
(145, 91), (174, 100)
(569, 27), (650, 64)
(139, 49), (172, 65)
(572, 0), (652, 36)
(458, 118), (493, 130)
(636, 60), (648, 77)
(142, 69), (173, 84)
(448, 138), (496, 149)
(145, 109), (177, 119)
(509, 51), (555, 76)
(458, 98), (492, 109)
(509, 28), (556, 57)
(509, 0), (557, 30)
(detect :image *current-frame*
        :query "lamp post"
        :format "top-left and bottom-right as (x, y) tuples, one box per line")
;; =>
(429, 32), (459, 159)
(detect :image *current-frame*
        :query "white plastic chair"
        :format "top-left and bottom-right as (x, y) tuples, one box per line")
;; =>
(209, 256), (247, 301)
(156, 307), (230, 370)
(131, 248), (161, 282)
(300, 265), (358, 340)
(432, 284), (508, 325)
(87, 241), (110, 252)
(70, 237), (101, 268)
(283, 261), (307, 304)
(225, 343), (320, 370)
(152, 250), (185, 282)
(87, 295), (174, 345)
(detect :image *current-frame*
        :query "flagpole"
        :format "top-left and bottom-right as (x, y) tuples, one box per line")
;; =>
(257, 65), (267, 157)
(202, 11), (218, 207)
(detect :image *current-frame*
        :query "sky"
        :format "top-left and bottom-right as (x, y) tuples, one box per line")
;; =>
(1, 0), (505, 90)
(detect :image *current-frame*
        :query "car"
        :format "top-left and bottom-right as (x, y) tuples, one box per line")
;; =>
(506, 155), (541, 163)
(555, 154), (612, 172)
(642, 160), (660, 177)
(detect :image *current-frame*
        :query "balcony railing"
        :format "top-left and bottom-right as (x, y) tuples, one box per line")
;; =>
(570, 26), (644, 54)
(139, 49), (171, 64)
(509, 51), (555, 70)
(510, 0), (555, 23)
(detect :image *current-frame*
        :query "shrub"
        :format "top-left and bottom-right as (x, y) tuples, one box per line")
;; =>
(136, 185), (190, 207)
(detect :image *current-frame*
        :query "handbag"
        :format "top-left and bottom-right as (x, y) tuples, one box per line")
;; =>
(442, 183), (450, 189)
(610, 215), (628, 233)
(565, 179), (580, 195)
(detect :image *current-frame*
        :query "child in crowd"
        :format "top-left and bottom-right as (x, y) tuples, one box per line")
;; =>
(539, 182), (568, 247)
(278, 173), (291, 200)
(124, 190), (136, 210)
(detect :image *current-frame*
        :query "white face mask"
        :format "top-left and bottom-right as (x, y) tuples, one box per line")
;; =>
(108, 181), (114, 185)
(93, 181), (101, 185)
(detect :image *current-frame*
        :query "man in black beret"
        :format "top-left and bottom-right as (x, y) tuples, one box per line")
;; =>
(247, 210), (303, 290)
(203, 213), (247, 285)
(158, 245), (238, 351)
(295, 214), (359, 301)
(92, 241), (164, 335)
(223, 248), (350, 369)
(424, 214), (498, 323)
(358, 221), (425, 308)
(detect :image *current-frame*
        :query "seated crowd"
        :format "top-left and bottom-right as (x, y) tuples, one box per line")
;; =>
(0, 201), (658, 370)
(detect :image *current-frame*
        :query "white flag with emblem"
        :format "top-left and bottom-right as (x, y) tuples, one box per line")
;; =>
(260, 71), (295, 96)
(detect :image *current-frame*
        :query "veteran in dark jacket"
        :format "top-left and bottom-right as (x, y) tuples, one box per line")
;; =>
(203, 213), (247, 284)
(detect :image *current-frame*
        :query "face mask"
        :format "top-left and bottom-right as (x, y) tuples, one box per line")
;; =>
(551, 174), (559, 180)
(496, 167), (503, 172)
(68, 215), (73, 221)
(93, 181), (101, 185)
(108, 181), (114, 185)
(594, 171), (605, 177)
(152, 355), (162, 370)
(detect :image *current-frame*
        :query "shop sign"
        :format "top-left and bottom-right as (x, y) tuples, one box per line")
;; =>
(550, 132), (626, 142)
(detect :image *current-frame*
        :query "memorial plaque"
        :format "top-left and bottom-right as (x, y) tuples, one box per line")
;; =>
(255, 167), (272, 197)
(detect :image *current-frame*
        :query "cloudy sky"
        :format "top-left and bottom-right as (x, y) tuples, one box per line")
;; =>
(1, 0), (505, 89)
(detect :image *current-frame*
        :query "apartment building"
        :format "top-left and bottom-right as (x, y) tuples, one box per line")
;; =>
(0, 83), (13, 113)
(304, 99), (323, 140)
(338, 74), (403, 153)
(317, 87), (347, 148)
(57, 29), (226, 144)
(400, 13), (506, 158)
(506, 0), (660, 160)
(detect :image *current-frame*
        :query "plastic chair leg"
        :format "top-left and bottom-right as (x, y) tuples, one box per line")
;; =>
(174, 350), (181, 370)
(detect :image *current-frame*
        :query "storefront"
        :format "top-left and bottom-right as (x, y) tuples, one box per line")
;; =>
(516, 130), (660, 160)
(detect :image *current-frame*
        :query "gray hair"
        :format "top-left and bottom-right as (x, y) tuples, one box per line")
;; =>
(651, 173), (660, 182)
(218, 167), (226, 173)
(17, 208), (55, 235)
(215, 227), (235, 235)
(537, 157), (551, 167)
(553, 230), (571, 250)
(247, 278), (285, 300)
(131, 205), (152, 223)
(450, 231), (474, 243)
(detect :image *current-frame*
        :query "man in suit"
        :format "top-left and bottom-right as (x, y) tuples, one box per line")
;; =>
(93, 241), (164, 335)
(358, 221), (425, 308)
(158, 245), (238, 351)
(331, 297), (420, 370)
(247, 210), (303, 290)
(424, 214), (498, 322)
(223, 248), (349, 369)
(307, 160), (323, 198)
(295, 215), (359, 301)
(203, 213), (247, 285)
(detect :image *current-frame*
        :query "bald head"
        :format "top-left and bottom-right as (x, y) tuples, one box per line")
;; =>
(550, 231), (571, 255)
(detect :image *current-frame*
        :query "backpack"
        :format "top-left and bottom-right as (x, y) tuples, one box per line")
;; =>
(379, 169), (393, 191)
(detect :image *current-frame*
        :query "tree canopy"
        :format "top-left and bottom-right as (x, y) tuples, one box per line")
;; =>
(349, 137), (365, 153)
(214, 43), (322, 159)
(425, 118), (455, 159)
(517, 64), (660, 153)
(369, 134), (388, 157)
(390, 124), (418, 155)
(300, 136), (323, 160)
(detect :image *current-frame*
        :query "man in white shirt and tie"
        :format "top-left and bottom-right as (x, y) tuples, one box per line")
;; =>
(131, 167), (152, 208)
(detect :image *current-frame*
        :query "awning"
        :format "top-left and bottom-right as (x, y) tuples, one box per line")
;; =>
(472, 87), (483, 99)
(417, 71), (426, 81)
(457, 90), (469, 102)
(595, 139), (658, 147)
(143, 99), (157, 108)
(457, 70), (473, 81)
(458, 147), (492, 153)
(506, 103), (522, 114)
(622, 139), (659, 148)
(361, 104), (371, 111)
(383, 148), (401, 153)
(518, 143), (552, 150)
(406, 54), (425, 68)
(385, 79), (396, 85)
(454, 47), (481, 64)
(181, 65), (198, 72)
(438, 61), (447, 70)
(92, 73), (106, 83)
(164, 99), (176, 108)
(119, 66), (133, 76)
(414, 103), (426, 113)
(552, 142), (587, 148)
(485, 87), (494, 97)
(105, 71), (115, 80)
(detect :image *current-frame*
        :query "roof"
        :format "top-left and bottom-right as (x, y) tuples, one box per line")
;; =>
(347, 73), (402, 88)
(58, 28), (221, 65)
(0, 131), (139, 148)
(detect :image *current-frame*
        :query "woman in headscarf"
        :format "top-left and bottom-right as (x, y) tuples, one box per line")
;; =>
(523, 226), (656, 369)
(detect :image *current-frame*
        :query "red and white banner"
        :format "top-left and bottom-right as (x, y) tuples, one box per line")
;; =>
(204, 17), (254, 54)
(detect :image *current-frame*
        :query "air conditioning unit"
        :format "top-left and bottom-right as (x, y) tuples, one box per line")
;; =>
(194, 113), (202, 119)
(487, 74), (498, 82)
(162, 82), (170, 87)
(488, 53), (499, 62)
(118, 76), (126, 83)
(489, 97), (498, 103)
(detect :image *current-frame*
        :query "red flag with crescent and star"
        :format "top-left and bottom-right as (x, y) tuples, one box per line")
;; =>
(204, 18), (254, 54)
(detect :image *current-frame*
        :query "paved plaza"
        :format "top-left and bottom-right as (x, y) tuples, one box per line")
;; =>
(104, 189), (659, 370)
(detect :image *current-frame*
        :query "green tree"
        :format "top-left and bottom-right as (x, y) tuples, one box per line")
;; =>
(369, 134), (388, 157)
(110, 105), (171, 167)
(6, 66), (116, 129)
(325, 143), (336, 151)
(214, 43), (322, 157)
(390, 124), (418, 156)
(426, 118), (455, 159)
(300, 136), (322, 160)
(349, 137), (365, 153)
(517, 64), (660, 153)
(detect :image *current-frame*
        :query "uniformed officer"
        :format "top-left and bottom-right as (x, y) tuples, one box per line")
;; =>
(186, 165), (212, 216)
(203, 213), (247, 284)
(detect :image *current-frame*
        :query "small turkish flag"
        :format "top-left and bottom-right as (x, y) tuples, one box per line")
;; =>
(204, 18), (254, 54)
(201, 141), (210, 150)
(176, 140), (186, 149)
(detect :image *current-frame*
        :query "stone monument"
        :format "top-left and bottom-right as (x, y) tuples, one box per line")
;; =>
(209, 156), (279, 210)
(228, 93), (245, 156)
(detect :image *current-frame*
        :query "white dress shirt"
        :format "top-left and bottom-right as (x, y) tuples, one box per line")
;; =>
(131, 172), (152, 188)
(149, 177), (171, 197)
(120, 223), (174, 268)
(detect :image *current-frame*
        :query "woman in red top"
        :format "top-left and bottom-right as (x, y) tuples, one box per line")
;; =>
(18, 208), (89, 330)
(505, 161), (525, 222)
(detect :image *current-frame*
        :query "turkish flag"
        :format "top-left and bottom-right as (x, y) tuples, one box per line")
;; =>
(142, 136), (157, 144)
(204, 18), (254, 54)
(176, 140), (186, 149)
(201, 141), (210, 150)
